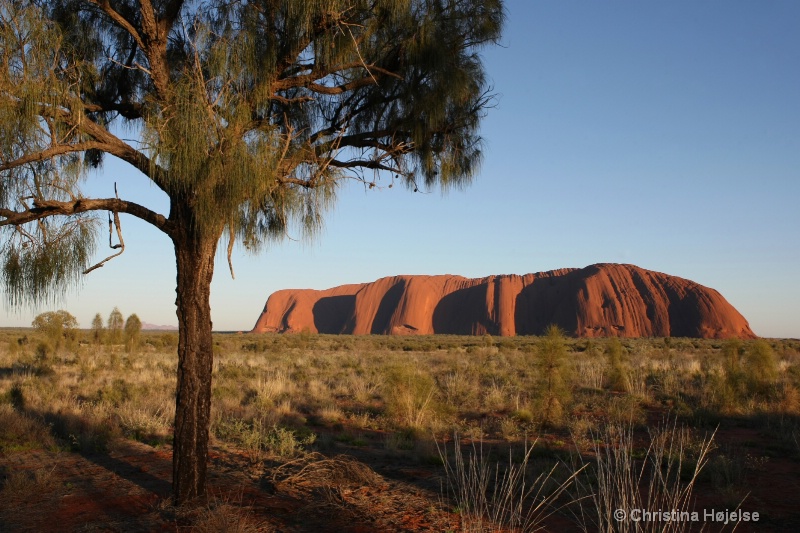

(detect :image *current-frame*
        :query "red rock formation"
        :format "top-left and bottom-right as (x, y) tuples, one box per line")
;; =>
(251, 264), (756, 338)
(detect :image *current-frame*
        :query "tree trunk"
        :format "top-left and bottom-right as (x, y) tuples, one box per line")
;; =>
(171, 217), (218, 504)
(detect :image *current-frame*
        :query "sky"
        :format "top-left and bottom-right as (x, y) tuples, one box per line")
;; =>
(3, 0), (799, 337)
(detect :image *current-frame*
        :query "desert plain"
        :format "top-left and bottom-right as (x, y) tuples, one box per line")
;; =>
(1, 327), (800, 532)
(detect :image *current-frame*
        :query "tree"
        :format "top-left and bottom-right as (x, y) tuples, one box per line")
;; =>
(91, 312), (104, 344)
(534, 325), (572, 427)
(0, 0), (504, 502)
(124, 313), (142, 352)
(31, 309), (78, 349)
(107, 307), (124, 344)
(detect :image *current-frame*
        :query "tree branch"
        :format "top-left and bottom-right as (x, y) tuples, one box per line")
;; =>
(83, 209), (125, 273)
(87, 0), (146, 51)
(326, 159), (401, 173)
(0, 142), (108, 172)
(0, 198), (174, 237)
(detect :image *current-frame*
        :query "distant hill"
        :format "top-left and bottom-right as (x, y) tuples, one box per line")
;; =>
(141, 323), (178, 331)
(252, 263), (755, 339)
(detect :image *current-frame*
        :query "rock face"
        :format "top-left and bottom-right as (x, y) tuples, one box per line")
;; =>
(251, 264), (755, 338)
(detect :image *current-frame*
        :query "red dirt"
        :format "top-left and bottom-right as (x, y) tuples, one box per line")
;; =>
(2, 420), (799, 532)
(251, 264), (755, 338)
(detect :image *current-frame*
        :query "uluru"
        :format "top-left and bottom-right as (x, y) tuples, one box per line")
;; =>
(251, 264), (755, 339)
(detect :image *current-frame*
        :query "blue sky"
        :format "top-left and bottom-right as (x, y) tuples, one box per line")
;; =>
(4, 0), (799, 337)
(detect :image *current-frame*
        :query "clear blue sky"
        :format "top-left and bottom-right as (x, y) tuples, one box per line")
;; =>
(4, 0), (799, 337)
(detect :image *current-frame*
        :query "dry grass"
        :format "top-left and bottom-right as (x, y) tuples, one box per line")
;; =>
(1, 329), (799, 530)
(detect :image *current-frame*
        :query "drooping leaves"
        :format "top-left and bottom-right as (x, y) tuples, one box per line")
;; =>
(2, 0), (504, 299)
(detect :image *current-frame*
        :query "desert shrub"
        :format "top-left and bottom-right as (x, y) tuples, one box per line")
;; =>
(0, 404), (57, 452)
(191, 497), (267, 533)
(533, 325), (572, 427)
(721, 338), (746, 402)
(117, 403), (172, 444)
(90, 313), (104, 344)
(158, 333), (178, 349)
(574, 358), (605, 390)
(384, 364), (440, 429)
(605, 337), (631, 392)
(744, 340), (778, 396)
(96, 378), (133, 407)
(440, 370), (479, 407)
(124, 313), (142, 353)
(780, 384), (800, 414)
(31, 310), (78, 351)
(6, 382), (25, 410)
(107, 307), (124, 344)
(215, 418), (314, 462)
(34, 341), (53, 361)
(1, 466), (58, 504)
(45, 404), (119, 453)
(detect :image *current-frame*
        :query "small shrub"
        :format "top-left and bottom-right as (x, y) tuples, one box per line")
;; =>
(91, 313), (105, 344)
(745, 340), (778, 395)
(107, 307), (124, 344)
(8, 382), (25, 410)
(1, 466), (58, 504)
(34, 341), (53, 361)
(384, 364), (440, 429)
(215, 418), (314, 462)
(0, 404), (57, 452)
(605, 337), (631, 392)
(31, 310), (78, 351)
(533, 325), (572, 427)
(124, 313), (142, 353)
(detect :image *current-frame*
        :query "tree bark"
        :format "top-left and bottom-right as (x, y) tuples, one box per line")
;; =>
(171, 213), (218, 504)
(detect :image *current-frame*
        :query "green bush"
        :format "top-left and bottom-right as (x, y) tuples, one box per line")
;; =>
(605, 337), (631, 392)
(31, 310), (78, 351)
(745, 340), (778, 396)
(384, 364), (440, 429)
(107, 307), (124, 344)
(533, 325), (572, 427)
(124, 313), (142, 352)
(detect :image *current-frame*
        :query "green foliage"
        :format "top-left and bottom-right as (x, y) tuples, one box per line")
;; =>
(721, 338), (746, 402)
(107, 307), (123, 344)
(605, 337), (631, 393)
(1, 0), (505, 295)
(384, 364), (440, 429)
(124, 313), (142, 353)
(534, 325), (572, 427)
(0, 0), (505, 501)
(214, 418), (315, 461)
(31, 310), (78, 350)
(0, 2), (99, 307)
(745, 339), (778, 395)
(91, 313), (104, 344)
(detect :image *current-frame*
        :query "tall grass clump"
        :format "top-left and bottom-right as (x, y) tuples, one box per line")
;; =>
(576, 420), (716, 533)
(384, 363), (440, 430)
(438, 435), (581, 532)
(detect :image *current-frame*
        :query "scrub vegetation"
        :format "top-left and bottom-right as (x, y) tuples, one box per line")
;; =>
(1, 325), (799, 530)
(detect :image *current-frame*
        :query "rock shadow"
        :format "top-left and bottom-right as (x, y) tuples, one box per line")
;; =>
(312, 295), (357, 334)
(432, 284), (496, 335)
